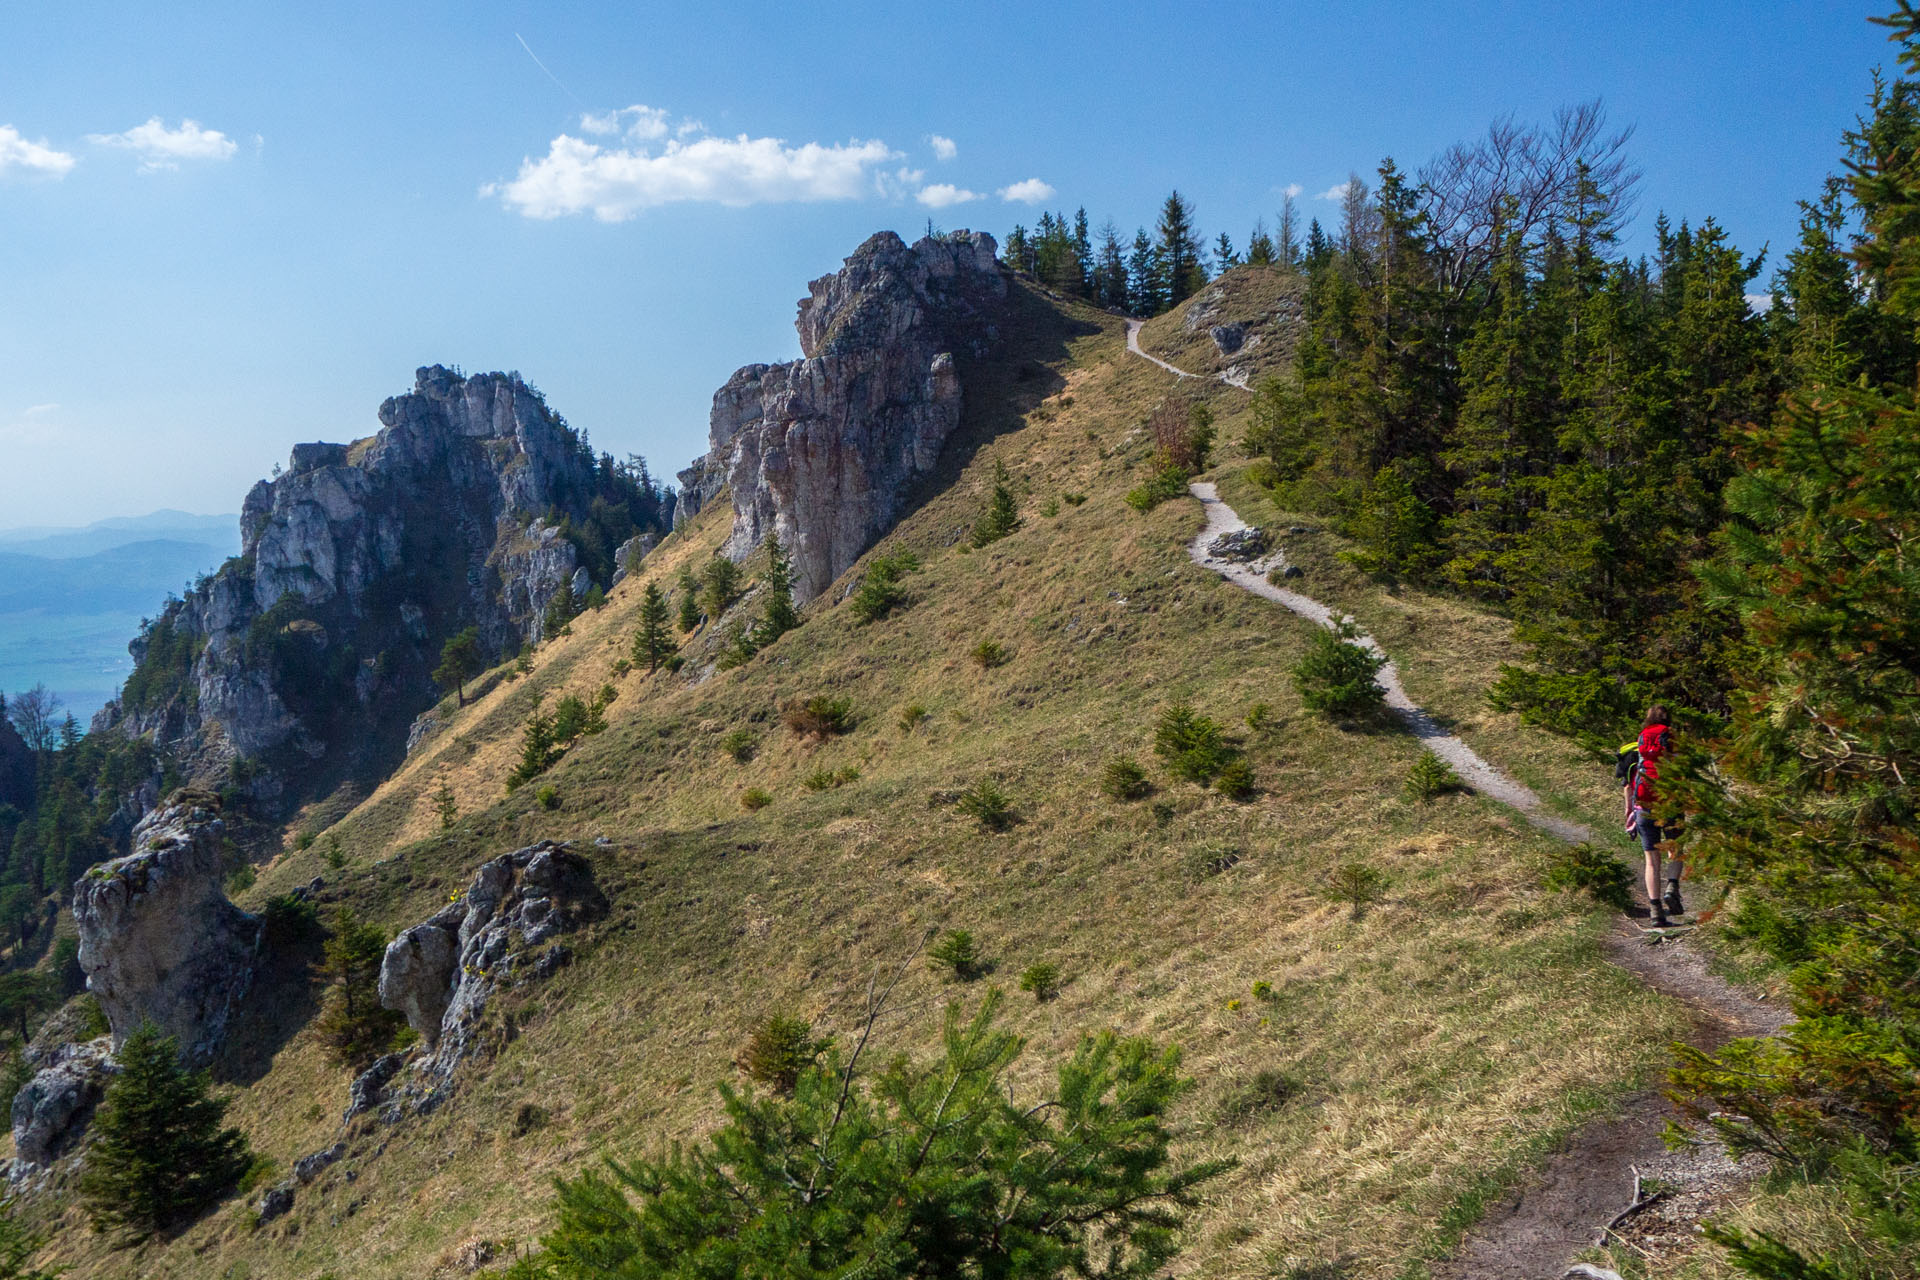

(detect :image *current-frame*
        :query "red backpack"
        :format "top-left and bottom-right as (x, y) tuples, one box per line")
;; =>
(1633, 724), (1672, 809)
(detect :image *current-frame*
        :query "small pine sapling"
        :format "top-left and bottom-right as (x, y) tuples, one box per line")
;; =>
(928, 929), (986, 981)
(1018, 962), (1061, 1002)
(1403, 749), (1463, 802)
(956, 779), (1015, 831)
(1324, 863), (1389, 921)
(1101, 756), (1151, 800)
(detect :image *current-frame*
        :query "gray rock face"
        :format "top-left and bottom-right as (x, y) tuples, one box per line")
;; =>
(365, 841), (603, 1118)
(610, 532), (658, 586)
(293, 1141), (345, 1184)
(256, 1185), (296, 1222)
(705, 231), (1005, 602)
(1209, 322), (1247, 355)
(72, 796), (261, 1066)
(10, 1038), (113, 1171)
(378, 922), (460, 1042)
(92, 366), (657, 816)
(1207, 527), (1269, 561)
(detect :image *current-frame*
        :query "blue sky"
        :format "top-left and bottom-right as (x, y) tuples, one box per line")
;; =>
(0, 1), (1892, 528)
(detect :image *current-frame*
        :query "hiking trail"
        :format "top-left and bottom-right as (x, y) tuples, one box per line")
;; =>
(1125, 330), (1784, 1277)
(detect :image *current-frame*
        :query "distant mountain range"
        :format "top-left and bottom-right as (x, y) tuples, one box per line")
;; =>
(0, 512), (239, 726)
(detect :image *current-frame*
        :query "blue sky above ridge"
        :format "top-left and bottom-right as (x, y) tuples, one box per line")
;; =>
(0, 1), (1891, 527)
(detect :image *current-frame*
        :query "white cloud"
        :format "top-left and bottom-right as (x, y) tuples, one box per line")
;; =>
(22, 403), (57, 416)
(1281, 182), (1303, 199)
(1746, 292), (1775, 314)
(998, 177), (1055, 204)
(1315, 181), (1351, 202)
(929, 134), (957, 161)
(87, 118), (237, 171)
(0, 126), (76, 178)
(917, 182), (980, 209)
(580, 105), (670, 141)
(488, 123), (903, 220)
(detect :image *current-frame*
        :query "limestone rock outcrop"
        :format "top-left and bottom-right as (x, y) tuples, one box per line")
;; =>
(10, 1038), (113, 1172)
(360, 841), (602, 1118)
(91, 366), (669, 816)
(72, 795), (261, 1066)
(691, 231), (1006, 602)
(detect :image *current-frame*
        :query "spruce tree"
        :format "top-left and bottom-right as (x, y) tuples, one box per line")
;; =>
(1093, 220), (1129, 310)
(700, 557), (742, 620)
(78, 1023), (251, 1240)
(1155, 190), (1207, 306)
(676, 566), (701, 632)
(312, 907), (404, 1071)
(1127, 229), (1160, 315)
(1245, 218), (1276, 265)
(633, 582), (674, 672)
(507, 692), (558, 791)
(0, 1194), (54, 1280)
(751, 534), (799, 647)
(513, 993), (1227, 1280)
(432, 626), (483, 705)
(970, 462), (1021, 547)
(1213, 231), (1238, 271)
(1440, 218), (1560, 596)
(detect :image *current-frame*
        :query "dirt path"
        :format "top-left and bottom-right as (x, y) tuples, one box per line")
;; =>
(1126, 318), (1252, 390)
(1183, 478), (1785, 1279)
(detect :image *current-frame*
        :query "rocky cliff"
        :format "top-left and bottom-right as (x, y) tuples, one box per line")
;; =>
(92, 366), (667, 811)
(72, 795), (260, 1066)
(691, 230), (1006, 602)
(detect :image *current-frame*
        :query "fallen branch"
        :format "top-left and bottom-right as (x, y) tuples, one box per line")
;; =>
(1593, 1165), (1669, 1247)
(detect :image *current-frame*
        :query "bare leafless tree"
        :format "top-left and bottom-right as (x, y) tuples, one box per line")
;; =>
(1419, 100), (1641, 298)
(6, 683), (60, 754)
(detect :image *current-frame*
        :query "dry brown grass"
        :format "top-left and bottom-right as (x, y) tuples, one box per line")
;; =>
(1138, 263), (1305, 384)
(35, 279), (1695, 1280)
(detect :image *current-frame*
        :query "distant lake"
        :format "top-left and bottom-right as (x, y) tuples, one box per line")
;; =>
(0, 513), (238, 727)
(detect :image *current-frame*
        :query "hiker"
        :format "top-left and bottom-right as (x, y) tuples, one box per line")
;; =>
(1620, 705), (1684, 926)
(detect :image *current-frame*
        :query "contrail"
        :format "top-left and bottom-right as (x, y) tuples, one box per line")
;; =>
(516, 33), (585, 110)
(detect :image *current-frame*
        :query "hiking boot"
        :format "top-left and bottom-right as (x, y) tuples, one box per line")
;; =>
(1648, 898), (1671, 929)
(1664, 882), (1684, 916)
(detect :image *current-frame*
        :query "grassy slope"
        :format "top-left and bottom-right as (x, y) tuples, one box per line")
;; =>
(40, 274), (1693, 1280)
(1136, 265), (1303, 384)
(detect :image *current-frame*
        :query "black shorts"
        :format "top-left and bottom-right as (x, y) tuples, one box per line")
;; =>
(1635, 814), (1679, 853)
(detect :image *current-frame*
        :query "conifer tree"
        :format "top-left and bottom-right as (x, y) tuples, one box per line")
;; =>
(1441, 218), (1560, 595)
(313, 907), (404, 1071)
(1092, 220), (1129, 310)
(1126, 229), (1160, 315)
(512, 993), (1227, 1280)
(970, 461), (1021, 547)
(1245, 218), (1276, 265)
(675, 566), (701, 632)
(78, 1023), (251, 1240)
(751, 534), (799, 647)
(700, 557), (742, 620)
(0, 1194), (54, 1280)
(1155, 190), (1207, 306)
(507, 692), (559, 791)
(1213, 231), (1238, 271)
(432, 626), (483, 705)
(633, 582), (674, 672)
(1277, 194), (1302, 267)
